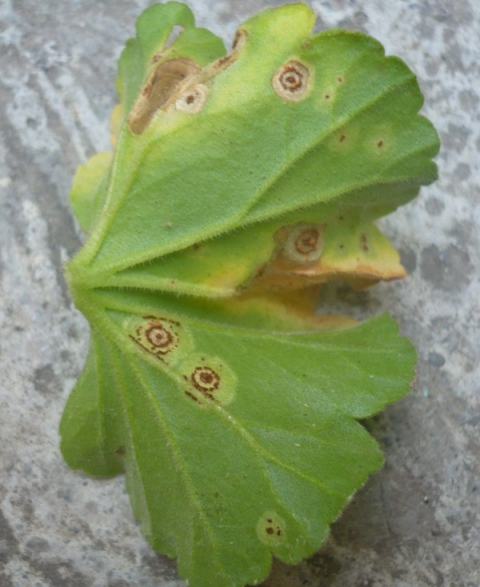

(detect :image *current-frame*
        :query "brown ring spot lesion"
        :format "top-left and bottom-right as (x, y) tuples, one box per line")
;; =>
(145, 323), (174, 351)
(181, 355), (236, 406)
(190, 366), (221, 395)
(272, 60), (311, 102)
(131, 317), (180, 359)
(294, 226), (321, 255)
(280, 223), (324, 264)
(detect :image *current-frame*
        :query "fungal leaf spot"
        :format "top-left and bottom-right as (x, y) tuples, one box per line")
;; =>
(128, 315), (193, 366)
(128, 58), (200, 134)
(328, 123), (360, 153)
(175, 83), (208, 114)
(279, 223), (324, 265)
(366, 124), (394, 156)
(180, 354), (237, 406)
(272, 60), (311, 102)
(256, 511), (286, 547)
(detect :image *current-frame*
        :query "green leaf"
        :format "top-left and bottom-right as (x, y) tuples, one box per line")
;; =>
(60, 3), (439, 587)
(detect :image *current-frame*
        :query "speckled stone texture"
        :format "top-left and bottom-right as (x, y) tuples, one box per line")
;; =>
(0, 1), (478, 586)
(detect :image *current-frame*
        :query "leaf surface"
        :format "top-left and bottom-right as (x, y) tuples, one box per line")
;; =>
(61, 3), (439, 587)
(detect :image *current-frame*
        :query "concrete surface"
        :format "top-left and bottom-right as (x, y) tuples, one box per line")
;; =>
(0, 0), (479, 585)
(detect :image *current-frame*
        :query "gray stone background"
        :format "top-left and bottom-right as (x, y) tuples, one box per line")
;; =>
(0, 0), (478, 585)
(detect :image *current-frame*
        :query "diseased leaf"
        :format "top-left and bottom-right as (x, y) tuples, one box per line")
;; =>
(60, 3), (439, 587)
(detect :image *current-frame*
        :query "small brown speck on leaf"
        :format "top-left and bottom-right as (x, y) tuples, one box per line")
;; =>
(360, 233), (369, 252)
(185, 390), (200, 403)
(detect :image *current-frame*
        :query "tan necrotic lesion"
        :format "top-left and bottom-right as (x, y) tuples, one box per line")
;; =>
(128, 58), (200, 134)
(128, 26), (249, 134)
